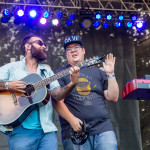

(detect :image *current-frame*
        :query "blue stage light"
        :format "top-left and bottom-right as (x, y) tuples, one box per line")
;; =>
(66, 20), (72, 26)
(93, 21), (100, 28)
(3, 9), (11, 16)
(56, 12), (63, 19)
(17, 10), (24, 17)
(43, 11), (49, 18)
(29, 10), (37, 18)
(127, 21), (133, 28)
(103, 22), (109, 28)
(95, 13), (101, 20)
(106, 14), (112, 20)
(69, 14), (75, 20)
(136, 21), (143, 29)
(115, 22), (121, 27)
(80, 23), (84, 28)
(1, 17), (9, 23)
(40, 18), (47, 24)
(131, 15), (137, 21)
(118, 15), (124, 21)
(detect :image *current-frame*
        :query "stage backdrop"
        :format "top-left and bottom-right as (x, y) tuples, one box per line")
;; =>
(0, 22), (142, 150)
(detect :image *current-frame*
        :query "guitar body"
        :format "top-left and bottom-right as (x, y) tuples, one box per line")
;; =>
(0, 73), (50, 128)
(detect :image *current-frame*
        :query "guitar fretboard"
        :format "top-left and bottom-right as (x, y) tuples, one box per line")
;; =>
(33, 63), (83, 90)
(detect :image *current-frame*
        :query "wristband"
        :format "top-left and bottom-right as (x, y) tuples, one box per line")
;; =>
(5, 81), (9, 89)
(107, 74), (115, 78)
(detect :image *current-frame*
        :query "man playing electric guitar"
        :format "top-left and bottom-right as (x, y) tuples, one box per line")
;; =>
(0, 33), (80, 150)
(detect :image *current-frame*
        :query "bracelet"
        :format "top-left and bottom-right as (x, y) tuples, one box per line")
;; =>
(107, 74), (115, 78)
(5, 81), (9, 89)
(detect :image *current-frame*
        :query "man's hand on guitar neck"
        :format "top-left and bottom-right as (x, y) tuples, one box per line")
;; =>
(1, 81), (26, 93)
(69, 66), (80, 86)
(51, 66), (80, 101)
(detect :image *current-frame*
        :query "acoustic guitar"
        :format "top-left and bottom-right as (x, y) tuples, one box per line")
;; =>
(0, 55), (104, 128)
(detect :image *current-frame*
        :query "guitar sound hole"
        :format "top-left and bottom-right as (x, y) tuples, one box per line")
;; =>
(24, 84), (35, 96)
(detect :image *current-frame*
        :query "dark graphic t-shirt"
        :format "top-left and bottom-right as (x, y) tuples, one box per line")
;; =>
(57, 64), (113, 140)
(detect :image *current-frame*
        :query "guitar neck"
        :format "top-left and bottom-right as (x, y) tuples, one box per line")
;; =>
(34, 63), (83, 90)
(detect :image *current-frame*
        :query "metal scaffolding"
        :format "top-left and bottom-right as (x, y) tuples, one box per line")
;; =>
(0, 0), (150, 14)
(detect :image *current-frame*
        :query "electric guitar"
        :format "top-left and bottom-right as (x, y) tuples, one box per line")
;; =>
(0, 55), (105, 128)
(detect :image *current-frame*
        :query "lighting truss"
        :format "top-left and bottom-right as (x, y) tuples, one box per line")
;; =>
(0, 0), (150, 14)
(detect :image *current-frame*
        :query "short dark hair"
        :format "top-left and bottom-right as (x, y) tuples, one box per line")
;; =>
(21, 33), (42, 55)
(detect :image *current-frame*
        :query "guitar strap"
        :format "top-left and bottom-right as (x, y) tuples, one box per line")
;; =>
(41, 69), (50, 89)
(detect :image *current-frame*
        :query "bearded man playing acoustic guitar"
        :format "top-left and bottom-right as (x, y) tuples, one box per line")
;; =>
(0, 33), (80, 150)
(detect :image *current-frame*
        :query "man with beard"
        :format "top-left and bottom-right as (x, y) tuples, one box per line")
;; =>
(0, 33), (80, 150)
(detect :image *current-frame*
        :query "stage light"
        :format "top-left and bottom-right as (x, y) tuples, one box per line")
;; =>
(127, 21), (133, 28)
(70, 14), (75, 20)
(17, 9), (24, 17)
(136, 21), (143, 29)
(1, 17), (9, 23)
(95, 13), (101, 20)
(56, 12), (63, 19)
(82, 19), (92, 28)
(103, 22), (109, 28)
(66, 20), (72, 26)
(106, 14), (112, 20)
(40, 18), (47, 25)
(80, 22), (84, 28)
(3, 9), (11, 17)
(29, 10), (37, 18)
(131, 15), (137, 21)
(43, 11), (49, 18)
(52, 19), (59, 26)
(80, 10), (94, 28)
(118, 15), (124, 21)
(93, 21), (100, 28)
(115, 22), (121, 27)
(2, 9), (12, 23)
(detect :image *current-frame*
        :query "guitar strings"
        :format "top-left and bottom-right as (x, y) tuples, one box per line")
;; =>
(24, 62), (83, 93)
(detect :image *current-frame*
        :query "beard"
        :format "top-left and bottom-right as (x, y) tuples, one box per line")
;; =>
(31, 46), (47, 61)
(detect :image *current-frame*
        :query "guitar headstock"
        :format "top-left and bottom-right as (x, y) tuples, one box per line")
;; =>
(81, 55), (105, 68)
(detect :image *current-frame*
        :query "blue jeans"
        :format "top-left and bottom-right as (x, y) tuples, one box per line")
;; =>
(7, 125), (58, 150)
(63, 131), (118, 150)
